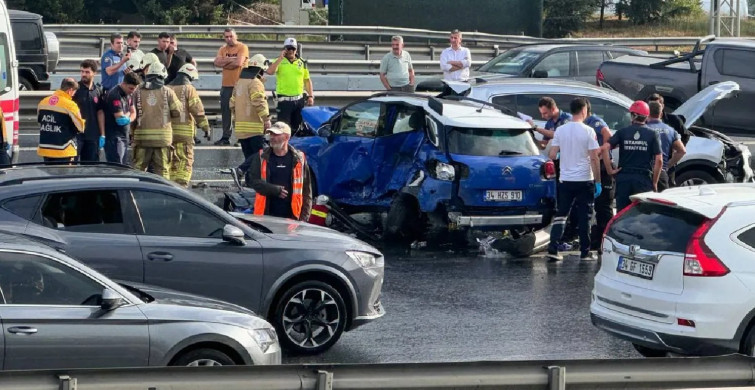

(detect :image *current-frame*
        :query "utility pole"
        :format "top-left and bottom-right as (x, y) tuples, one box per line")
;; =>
(709, 0), (742, 37)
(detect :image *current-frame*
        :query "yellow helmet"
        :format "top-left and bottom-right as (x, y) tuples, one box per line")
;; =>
(145, 61), (168, 79)
(178, 63), (199, 80)
(248, 53), (269, 71)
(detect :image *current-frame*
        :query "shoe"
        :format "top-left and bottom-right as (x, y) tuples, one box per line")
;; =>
(214, 138), (231, 146)
(580, 251), (596, 261)
(545, 251), (563, 262)
(233, 141), (241, 147)
(557, 242), (572, 251)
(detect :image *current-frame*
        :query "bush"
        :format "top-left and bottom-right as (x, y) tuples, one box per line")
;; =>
(542, 0), (596, 38)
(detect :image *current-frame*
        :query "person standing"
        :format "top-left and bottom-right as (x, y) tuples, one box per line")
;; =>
(247, 122), (312, 221)
(126, 31), (144, 58)
(545, 98), (602, 262)
(150, 32), (172, 68)
(646, 93), (687, 186)
(439, 29), (471, 81)
(132, 62), (182, 178)
(73, 59), (105, 162)
(603, 101), (663, 212)
(37, 78), (84, 163)
(99, 72), (140, 165)
(231, 54), (271, 180)
(584, 101), (615, 251)
(379, 36), (415, 92)
(213, 28), (249, 146)
(168, 64), (210, 187)
(527, 97), (571, 149)
(165, 34), (196, 84)
(100, 33), (131, 93)
(266, 37), (314, 133)
(645, 101), (686, 191)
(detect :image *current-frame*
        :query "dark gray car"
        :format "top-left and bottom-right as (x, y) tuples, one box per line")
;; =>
(0, 164), (385, 354)
(0, 232), (281, 369)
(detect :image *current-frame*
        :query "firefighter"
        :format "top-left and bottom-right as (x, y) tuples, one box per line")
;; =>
(231, 53), (271, 181)
(131, 62), (183, 179)
(167, 63), (210, 187)
(37, 78), (85, 163)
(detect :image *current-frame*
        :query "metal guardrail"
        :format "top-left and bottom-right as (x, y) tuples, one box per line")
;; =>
(1, 355), (755, 389)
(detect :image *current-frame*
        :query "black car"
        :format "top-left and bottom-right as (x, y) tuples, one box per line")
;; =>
(9, 10), (58, 90)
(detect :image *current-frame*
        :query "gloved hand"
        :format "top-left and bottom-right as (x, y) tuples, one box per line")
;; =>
(116, 115), (130, 126)
(594, 182), (602, 199)
(203, 127), (211, 141)
(98, 135), (105, 149)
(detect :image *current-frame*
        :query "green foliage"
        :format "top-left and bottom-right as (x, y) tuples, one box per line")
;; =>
(626, 0), (704, 24)
(542, 0), (597, 38)
(8, 0), (85, 23)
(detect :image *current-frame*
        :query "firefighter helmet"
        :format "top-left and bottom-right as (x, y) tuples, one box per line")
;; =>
(145, 61), (168, 79)
(248, 53), (270, 71)
(178, 63), (199, 80)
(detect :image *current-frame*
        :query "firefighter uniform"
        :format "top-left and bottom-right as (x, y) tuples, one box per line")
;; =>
(231, 66), (269, 173)
(168, 70), (210, 187)
(37, 90), (85, 161)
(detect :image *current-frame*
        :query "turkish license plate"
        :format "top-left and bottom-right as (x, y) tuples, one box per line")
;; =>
(617, 256), (655, 280)
(484, 190), (522, 202)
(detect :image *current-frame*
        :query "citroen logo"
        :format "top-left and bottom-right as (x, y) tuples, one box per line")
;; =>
(629, 244), (640, 256)
(502, 166), (513, 175)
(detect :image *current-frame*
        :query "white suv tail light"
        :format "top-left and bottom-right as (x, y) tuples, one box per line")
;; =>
(683, 208), (729, 277)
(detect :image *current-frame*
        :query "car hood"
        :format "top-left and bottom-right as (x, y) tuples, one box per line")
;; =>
(673, 81), (739, 129)
(118, 280), (256, 316)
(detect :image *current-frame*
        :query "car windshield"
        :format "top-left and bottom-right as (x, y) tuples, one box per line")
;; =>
(477, 48), (542, 75)
(447, 127), (539, 156)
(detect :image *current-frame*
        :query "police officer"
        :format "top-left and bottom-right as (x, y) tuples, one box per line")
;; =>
(132, 62), (182, 179)
(603, 101), (663, 211)
(168, 63), (210, 187)
(528, 97), (571, 150)
(100, 33), (131, 93)
(584, 101), (615, 250)
(646, 101), (686, 191)
(266, 37), (314, 132)
(232, 53), (271, 181)
(647, 93), (687, 186)
(73, 59), (105, 162)
(37, 78), (85, 162)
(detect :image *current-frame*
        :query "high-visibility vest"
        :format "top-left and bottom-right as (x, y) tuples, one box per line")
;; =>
(253, 150), (305, 219)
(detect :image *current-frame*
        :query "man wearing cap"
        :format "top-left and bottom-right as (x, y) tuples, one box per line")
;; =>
(213, 28), (249, 146)
(246, 121), (312, 221)
(266, 37), (314, 133)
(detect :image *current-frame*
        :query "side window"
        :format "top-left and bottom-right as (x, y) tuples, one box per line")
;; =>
(491, 95), (517, 112)
(384, 105), (424, 136)
(713, 49), (755, 79)
(590, 98), (632, 130)
(577, 51), (606, 76)
(737, 226), (755, 250)
(2, 195), (42, 220)
(131, 191), (226, 238)
(11, 22), (42, 51)
(40, 190), (125, 234)
(532, 52), (570, 78)
(0, 252), (104, 305)
(337, 101), (383, 137)
(515, 94), (576, 122)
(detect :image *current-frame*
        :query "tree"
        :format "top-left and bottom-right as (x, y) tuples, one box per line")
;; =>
(625, 0), (703, 24)
(8, 0), (85, 23)
(542, 0), (597, 38)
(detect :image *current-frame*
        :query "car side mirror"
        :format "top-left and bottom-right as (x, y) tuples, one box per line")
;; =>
(532, 70), (548, 78)
(100, 288), (124, 311)
(317, 124), (332, 138)
(222, 224), (246, 245)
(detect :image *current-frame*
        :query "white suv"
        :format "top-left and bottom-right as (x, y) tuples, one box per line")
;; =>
(591, 183), (755, 357)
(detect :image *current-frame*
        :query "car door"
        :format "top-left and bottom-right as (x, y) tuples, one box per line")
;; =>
(704, 47), (755, 132)
(0, 251), (149, 369)
(23, 189), (144, 282)
(127, 189), (265, 311)
(575, 50), (607, 83)
(316, 100), (384, 203)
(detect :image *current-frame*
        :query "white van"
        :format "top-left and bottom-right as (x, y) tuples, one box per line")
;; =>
(0, 0), (18, 162)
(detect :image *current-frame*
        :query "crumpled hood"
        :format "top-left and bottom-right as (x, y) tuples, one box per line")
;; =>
(118, 280), (255, 315)
(673, 81), (739, 129)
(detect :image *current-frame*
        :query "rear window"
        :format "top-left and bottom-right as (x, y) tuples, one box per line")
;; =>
(607, 203), (705, 253)
(446, 127), (539, 157)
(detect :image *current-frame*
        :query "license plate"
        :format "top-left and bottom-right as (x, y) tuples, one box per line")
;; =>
(617, 256), (655, 280)
(484, 190), (522, 201)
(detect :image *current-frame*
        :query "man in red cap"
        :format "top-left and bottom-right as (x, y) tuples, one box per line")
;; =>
(602, 101), (663, 211)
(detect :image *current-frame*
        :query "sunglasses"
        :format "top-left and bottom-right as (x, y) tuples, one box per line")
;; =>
(285, 46), (297, 51)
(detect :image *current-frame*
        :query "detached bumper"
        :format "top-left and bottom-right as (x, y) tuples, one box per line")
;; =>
(450, 213), (543, 228)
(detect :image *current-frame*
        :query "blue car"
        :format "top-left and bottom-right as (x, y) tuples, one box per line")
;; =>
(290, 93), (557, 255)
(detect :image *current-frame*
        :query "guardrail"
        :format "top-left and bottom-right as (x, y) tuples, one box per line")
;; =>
(1, 355), (754, 390)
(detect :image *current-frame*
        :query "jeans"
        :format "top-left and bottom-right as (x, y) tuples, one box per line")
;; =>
(548, 180), (594, 256)
(238, 135), (266, 173)
(220, 86), (234, 140)
(615, 173), (654, 212)
(104, 136), (129, 165)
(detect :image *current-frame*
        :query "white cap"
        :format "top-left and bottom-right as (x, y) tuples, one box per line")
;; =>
(268, 121), (291, 135)
(283, 37), (298, 48)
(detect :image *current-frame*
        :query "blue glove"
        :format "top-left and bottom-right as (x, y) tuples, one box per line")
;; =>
(556, 152), (560, 160)
(115, 116), (130, 126)
(594, 183), (602, 198)
(98, 135), (105, 149)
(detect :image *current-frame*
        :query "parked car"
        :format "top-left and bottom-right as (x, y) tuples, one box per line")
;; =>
(9, 10), (58, 90)
(0, 231), (280, 369)
(591, 183), (755, 357)
(475, 43), (646, 83)
(597, 36), (755, 134)
(442, 78), (753, 186)
(281, 93), (557, 256)
(0, 164), (385, 354)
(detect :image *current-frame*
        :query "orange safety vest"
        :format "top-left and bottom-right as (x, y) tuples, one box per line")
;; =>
(253, 149), (305, 219)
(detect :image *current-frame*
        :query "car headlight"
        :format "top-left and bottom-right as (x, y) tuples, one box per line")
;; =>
(346, 250), (379, 268)
(249, 328), (277, 353)
(434, 161), (455, 181)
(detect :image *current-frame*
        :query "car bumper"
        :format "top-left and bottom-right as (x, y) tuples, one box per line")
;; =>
(343, 256), (386, 331)
(450, 213), (543, 228)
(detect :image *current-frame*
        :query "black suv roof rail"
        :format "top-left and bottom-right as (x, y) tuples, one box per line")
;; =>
(0, 161), (169, 186)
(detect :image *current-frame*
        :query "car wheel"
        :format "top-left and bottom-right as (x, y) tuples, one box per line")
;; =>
(18, 77), (33, 91)
(675, 170), (718, 187)
(632, 343), (668, 358)
(171, 348), (236, 366)
(384, 195), (421, 245)
(273, 280), (347, 355)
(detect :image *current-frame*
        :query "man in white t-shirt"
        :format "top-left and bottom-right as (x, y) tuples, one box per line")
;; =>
(439, 29), (471, 81)
(546, 97), (602, 262)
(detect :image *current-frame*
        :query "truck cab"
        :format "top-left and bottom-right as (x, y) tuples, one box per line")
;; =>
(9, 10), (58, 91)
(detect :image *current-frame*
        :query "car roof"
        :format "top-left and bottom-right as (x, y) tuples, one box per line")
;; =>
(510, 43), (639, 52)
(632, 184), (755, 219)
(709, 39), (755, 49)
(0, 163), (174, 187)
(9, 10), (42, 20)
(467, 78), (634, 105)
(0, 231), (60, 258)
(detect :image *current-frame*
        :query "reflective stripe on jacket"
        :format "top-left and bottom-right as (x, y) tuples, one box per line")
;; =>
(37, 90), (85, 158)
(253, 149), (305, 219)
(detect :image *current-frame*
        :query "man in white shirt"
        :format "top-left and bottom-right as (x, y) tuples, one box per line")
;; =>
(439, 29), (471, 81)
(546, 97), (602, 262)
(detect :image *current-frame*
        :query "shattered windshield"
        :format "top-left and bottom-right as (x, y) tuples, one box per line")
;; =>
(477, 48), (542, 75)
(447, 127), (539, 156)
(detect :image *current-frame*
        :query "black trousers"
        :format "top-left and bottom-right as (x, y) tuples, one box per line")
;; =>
(237, 135), (266, 173)
(0, 143), (9, 166)
(548, 181), (594, 256)
(277, 98), (306, 132)
(657, 170), (670, 192)
(615, 173), (653, 212)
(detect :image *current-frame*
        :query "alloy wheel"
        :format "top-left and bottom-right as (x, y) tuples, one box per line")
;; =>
(185, 359), (224, 367)
(282, 288), (341, 349)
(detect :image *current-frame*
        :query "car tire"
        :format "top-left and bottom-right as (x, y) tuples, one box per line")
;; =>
(675, 170), (718, 187)
(171, 348), (236, 366)
(18, 77), (33, 91)
(273, 280), (347, 355)
(384, 196), (421, 245)
(632, 343), (668, 358)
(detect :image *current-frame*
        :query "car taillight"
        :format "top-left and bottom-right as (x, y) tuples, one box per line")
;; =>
(683, 208), (729, 277)
(601, 200), (638, 252)
(596, 69), (605, 85)
(541, 160), (556, 180)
